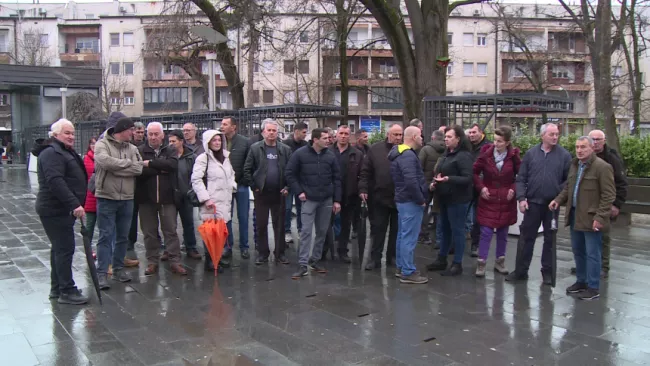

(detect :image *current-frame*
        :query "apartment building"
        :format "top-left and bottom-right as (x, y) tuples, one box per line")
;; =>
(0, 1), (646, 134)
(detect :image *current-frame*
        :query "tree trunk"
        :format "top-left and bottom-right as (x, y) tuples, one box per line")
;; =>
(246, 24), (259, 108)
(630, 0), (642, 135)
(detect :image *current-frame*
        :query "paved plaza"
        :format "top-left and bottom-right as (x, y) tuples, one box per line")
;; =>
(0, 166), (649, 366)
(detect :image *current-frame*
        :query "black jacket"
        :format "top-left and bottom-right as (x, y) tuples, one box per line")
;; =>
(136, 144), (178, 205)
(389, 145), (428, 205)
(244, 141), (292, 192)
(33, 139), (87, 217)
(516, 143), (572, 205)
(174, 145), (195, 206)
(359, 140), (396, 208)
(226, 133), (251, 186)
(285, 143), (342, 203)
(597, 144), (628, 209)
(434, 142), (474, 205)
(471, 135), (492, 161)
(283, 136), (308, 153)
(329, 144), (363, 200)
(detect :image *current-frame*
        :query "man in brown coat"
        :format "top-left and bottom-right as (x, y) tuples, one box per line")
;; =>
(550, 136), (615, 301)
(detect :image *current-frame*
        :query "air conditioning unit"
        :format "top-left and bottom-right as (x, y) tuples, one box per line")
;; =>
(119, 6), (127, 14)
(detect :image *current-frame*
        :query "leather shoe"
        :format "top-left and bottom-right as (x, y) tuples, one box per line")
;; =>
(124, 258), (139, 267)
(542, 272), (553, 286)
(241, 249), (250, 259)
(186, 250), (202, 260)
(170, 263), (187, 275)
(145, 264), (159, 276)
(160, 251), (169, 262)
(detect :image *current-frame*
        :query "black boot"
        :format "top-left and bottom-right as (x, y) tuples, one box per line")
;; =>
(427, 256), (448, 271)
(441, 263), (463, 276)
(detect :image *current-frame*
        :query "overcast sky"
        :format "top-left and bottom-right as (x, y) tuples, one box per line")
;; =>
(3, 0), (584, 4)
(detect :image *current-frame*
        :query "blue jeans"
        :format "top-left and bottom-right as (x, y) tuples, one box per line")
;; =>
(465, 202), (474, 233)
(439, 202), (470, 264)
(226, 185), (250, 251)
(570, 210), (603, 289)
(96, 198), (133, 273)
(284, 192), (303, 233)
(177, 198), (197, 251)
(396, 202), (424, 276)
(435, 213), (443, 246)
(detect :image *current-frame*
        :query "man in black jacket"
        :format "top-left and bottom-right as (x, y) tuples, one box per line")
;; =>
(34, 119), (89, 305)
(137, 122), (186, 276)
(244, 119), (292, 265)
(221, 116), (252, 259)
(467, 123), (492, 257)
(282, 122), (308, 244)
(359, 123), (403, 271)
(587, 129), (628, 277)
(168, 130), (201, 260)
(285, 128), (342, 278)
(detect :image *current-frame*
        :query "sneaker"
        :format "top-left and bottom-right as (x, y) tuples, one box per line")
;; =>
(98, 273), (111, 290)
(285, 233), (294, 244)
(399, 272), (429, 284)
(308, 262), (327, 273)
(255, 255), (269, 265)
(566, 282), (588, 294)
(241, 249), (250, 260)
(427, 257), (448, 271)
(276, 254), (290, 265)
(475, 260), (486, 277)
(57, 289), (88, 305)
(494, 256), (509, 275)
(441, 263), (463, 276)
(579, 288), (600, 300)
(505, 272), (528, 282)
(470, 245), (478, 258)
(112, 269), (132, 283)
(124, 258), (139, 267)
(542, 272), (553, 286)
(291, 266), (309, 279)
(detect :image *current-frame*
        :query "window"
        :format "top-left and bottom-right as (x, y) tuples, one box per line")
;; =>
(164, 65), (181, 75)
(371, 87), (402, 104)
(463, 92), (474, 96)
(124, 62), (134, 75)
(253, 63), (259, 73)
(463, 33), (474, 46)
(0, 30), (7, 52)
(284, 60), (295, 74)
(477, 63), (488, 76)
(299, 31), (308, 43)
(252, 90), (260, 103)
(75, 37), (99, 52)
(262, 60), (274, 73)
(612, 95), (620, 107)
(0, 94), (9, 106)
(379, 60), (397, 74)
(85, 14), (94, 19)
(109, 62), (120, 75)
(463, 62), (473, 76)
(110, 33), (120, 46)
(447, 62), (454, 76)
(447, 33), (453, 45)
(612, 66), (623, 79)
(298, 60), (309, 74)
(110, 92), (121, 105)
(477, 33), (487, 46)
(552, 67), (569, 79)
(123, 32), (134, 46)
(124, 91), (135, 105)
(39, 34), (48, 47)
(263, 89), (274, 103)
(143, 88), (188, 104)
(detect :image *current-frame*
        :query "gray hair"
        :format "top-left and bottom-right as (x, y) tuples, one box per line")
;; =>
(577, 136), (594, 146)
(432, 130), (444, 140)
(146, 121), (163, 132)
(409, 118), (422, 127)
(134, 122), (145, 129)
(49, 119), (74, 137)
(261, 118), (278, 131)
(540, 123), (558, 136)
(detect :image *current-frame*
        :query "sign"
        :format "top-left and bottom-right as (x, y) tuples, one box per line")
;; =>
(360, 116), (381, 133)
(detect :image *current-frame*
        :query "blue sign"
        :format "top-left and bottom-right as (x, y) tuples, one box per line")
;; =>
(360, 117), (382, 133)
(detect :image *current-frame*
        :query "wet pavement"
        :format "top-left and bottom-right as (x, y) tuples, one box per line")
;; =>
(1, 166), (650, 366)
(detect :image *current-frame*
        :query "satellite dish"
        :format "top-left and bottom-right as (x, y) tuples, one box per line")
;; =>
(190, 25), (228, 44)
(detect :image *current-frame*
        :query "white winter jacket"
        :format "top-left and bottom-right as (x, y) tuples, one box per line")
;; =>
(191, 130), (237, 222)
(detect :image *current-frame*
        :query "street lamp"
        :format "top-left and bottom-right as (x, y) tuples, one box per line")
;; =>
(189, 25), (228, 112)
(53, 71), (73, 119)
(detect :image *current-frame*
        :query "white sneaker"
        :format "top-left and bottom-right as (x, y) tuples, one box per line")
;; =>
(285, 233), (294, 243)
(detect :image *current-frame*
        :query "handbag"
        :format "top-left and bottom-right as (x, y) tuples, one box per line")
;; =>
(186, 154), (208, 207)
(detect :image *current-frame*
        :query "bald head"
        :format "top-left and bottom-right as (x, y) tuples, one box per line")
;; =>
(588, 129), (606, 153)
(387, 124), (403, 145)
(404, 126), (423, 149)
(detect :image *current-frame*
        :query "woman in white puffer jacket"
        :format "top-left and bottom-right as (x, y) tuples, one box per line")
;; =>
(191, 129), (237, 273)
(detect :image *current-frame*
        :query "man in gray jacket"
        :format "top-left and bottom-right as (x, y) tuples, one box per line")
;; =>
(94, 117), (143, 289)
(507, 123), (572, 285)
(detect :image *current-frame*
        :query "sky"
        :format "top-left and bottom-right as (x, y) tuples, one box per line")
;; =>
(1, 0), (593, 4)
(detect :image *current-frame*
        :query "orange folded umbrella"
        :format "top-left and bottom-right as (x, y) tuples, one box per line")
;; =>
(198, 216), (229, 276)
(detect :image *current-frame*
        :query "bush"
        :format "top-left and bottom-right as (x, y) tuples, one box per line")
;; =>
(513, 134), (650, 177)
(368, 129), (386, 145)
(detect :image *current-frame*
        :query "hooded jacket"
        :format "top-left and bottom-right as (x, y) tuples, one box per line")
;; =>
(434, 140), (474, 205)
(136, 143), (178, 205)
(389, 144), (428, 205)
(94, 127), (143, 201)
(285, 142), (342, 203)
(98, 111), (127, 140)
(359, 140), (396, 208)
(191, 130), (237, 222)
(418, 139), (446, 185)
(33, 139), (87, 217)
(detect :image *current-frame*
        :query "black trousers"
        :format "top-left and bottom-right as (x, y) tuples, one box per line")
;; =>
(128, 200), (139, 250)
(254, 188), (286, 257)
(369, 200), (398, 264)
(337, 196), (360, 256)
(514, 202), (554, 276)
(469, 198), (481, 248)
(41, 215), (77, 293)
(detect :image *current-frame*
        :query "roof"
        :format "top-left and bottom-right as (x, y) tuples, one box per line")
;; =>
(0, 64), (102, 89)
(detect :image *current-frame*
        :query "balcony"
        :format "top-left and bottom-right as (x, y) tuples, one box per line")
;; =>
(59, 36), (100, 63)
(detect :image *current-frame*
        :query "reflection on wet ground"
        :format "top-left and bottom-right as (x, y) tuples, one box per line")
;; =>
(1, 167), (650, 365)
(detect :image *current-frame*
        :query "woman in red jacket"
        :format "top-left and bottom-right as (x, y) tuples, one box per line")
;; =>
(83, 138), (98, 257)
(473, 126), (521, 277)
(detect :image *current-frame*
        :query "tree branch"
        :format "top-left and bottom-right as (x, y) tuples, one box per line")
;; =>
(449, 0), (489, 14)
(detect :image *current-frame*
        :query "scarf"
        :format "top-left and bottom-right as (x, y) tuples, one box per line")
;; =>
(494, 147), (507, 171)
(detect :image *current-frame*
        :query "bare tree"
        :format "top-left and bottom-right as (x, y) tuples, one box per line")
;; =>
(100, 61), (130, 114)
(10, 26), (54, 66)
(66, 92), (105, 123)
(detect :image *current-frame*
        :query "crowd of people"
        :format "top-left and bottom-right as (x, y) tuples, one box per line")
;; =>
(34, 111), (626, 305)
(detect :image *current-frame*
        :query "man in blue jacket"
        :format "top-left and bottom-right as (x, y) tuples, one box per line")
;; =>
(285, 128), (342, 279)
(389, 126), (429, 284)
